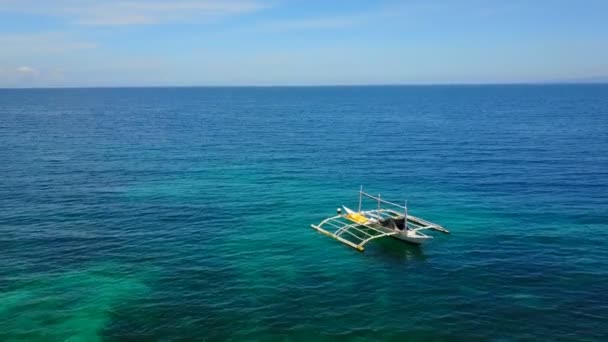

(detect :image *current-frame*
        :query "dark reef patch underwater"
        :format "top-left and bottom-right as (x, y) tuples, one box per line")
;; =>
(1, 85), (607, 340)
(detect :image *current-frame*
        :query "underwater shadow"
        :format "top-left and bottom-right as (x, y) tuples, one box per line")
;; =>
(364, 238), (427, 262)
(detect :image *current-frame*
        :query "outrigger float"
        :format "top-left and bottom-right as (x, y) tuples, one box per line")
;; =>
(311, 187), (449, 251)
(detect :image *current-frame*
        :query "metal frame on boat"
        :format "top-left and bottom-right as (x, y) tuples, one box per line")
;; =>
(310, 186), (449, 252)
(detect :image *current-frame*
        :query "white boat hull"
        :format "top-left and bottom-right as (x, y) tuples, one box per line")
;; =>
(392, 230), (432, 245)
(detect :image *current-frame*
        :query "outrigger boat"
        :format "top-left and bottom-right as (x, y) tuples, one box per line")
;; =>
(311, 187), (449, 251)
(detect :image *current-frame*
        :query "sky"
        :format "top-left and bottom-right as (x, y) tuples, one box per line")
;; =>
(0, 0), (607, 87)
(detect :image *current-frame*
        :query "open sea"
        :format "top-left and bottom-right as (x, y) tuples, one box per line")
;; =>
(1, 85), (607, 341)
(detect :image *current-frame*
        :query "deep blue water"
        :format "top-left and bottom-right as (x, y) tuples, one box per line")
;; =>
(1, 85), (607, 341)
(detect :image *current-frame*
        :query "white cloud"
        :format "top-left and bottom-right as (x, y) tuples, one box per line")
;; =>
(0, 32), (92, 87)
(254, 4), (411, 31)
(256, 2), (514, 32)
(15, 66), (40, 76)
(0, 0), (268, 26)
(0, 66), (63, 87)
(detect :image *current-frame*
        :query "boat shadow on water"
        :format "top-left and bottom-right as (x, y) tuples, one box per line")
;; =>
(364, 238), (427, 262)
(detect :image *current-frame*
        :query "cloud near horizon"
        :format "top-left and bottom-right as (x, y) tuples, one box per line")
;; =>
(15, 66), (39, 75)
(0, 66), (66, 87)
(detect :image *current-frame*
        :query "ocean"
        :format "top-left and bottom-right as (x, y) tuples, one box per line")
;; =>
(1, 85), (607, 341)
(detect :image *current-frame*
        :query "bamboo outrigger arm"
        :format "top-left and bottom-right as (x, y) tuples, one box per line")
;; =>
(310, 215), (398, 252)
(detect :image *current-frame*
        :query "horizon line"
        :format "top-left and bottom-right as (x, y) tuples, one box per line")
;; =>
(1, 81), (607, 90)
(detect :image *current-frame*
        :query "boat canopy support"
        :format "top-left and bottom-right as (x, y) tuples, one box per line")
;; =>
(358, 186), (450, 234)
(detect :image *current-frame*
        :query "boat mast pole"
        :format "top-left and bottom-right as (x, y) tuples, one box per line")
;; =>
(358, 185), (363, 212)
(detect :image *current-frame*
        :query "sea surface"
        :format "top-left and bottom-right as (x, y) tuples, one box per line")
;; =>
(1, 85), (607, 341)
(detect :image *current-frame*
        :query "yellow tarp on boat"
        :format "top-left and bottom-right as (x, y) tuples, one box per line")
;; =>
(346, 212), (368, 224)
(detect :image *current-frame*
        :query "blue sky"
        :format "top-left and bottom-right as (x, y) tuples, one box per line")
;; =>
(1, 0), (607, 87)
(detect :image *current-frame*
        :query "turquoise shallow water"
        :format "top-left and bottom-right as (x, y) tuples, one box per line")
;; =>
(1, 85), (607, 340)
